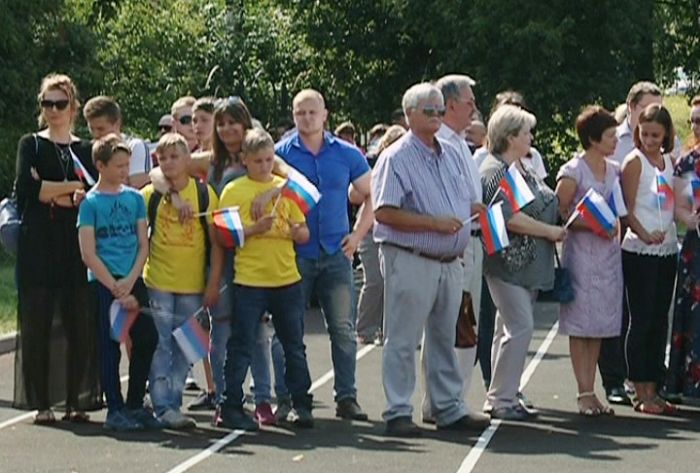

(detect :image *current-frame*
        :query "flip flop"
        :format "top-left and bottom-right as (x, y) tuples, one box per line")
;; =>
(34, 409), (56, 425)
(576, 392), (601, 417)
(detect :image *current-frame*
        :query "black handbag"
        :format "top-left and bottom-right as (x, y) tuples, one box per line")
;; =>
(538, 247), (574, 303)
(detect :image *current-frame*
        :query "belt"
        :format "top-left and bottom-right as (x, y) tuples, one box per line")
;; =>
(470, 229), (482, 237)
(382, 242), (458, 263)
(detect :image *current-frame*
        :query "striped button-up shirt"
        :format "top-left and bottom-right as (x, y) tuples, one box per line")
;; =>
(371, 131), (472, 257)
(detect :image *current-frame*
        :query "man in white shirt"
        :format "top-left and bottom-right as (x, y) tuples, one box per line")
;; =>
(419, 74), (490, 429)
(83, 96), (152, 189)
(610, 82), (663, 164)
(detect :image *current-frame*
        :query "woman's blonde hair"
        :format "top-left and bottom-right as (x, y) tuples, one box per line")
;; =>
(37, 73), (80, 128)
(377, 125), (407, 155)
(487, 104), (536, 155)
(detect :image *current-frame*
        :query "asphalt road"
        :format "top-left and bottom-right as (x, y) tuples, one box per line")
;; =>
(1, 302), (698, 473)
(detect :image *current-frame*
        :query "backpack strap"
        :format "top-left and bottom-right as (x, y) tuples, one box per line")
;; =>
(195, 180), (211, 254)
(147, 190), (163, 240)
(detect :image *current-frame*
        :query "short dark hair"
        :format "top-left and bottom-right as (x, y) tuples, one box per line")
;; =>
(84, 96), (121, 123)
(633, 103), (675, 153)
(626, 81), (661, 107)
(193, 96), (216, 114)
(92, 133), (130, 166)
(575, 106), (618, 150)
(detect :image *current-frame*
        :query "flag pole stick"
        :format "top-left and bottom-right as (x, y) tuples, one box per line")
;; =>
(271, 192), (283, 215)
(563, 210), (579, 230)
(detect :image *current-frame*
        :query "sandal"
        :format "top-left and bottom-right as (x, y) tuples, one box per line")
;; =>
(62, 410), (90, 423)
(576, 392), (601, 417)
(34, 409), (56, 425)
(633, 400), (664, 415)
(652, 396), (678, 416)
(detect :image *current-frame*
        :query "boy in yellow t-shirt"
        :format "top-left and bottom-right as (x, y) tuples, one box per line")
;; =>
(141, 133), (223, 429)
(215, 128), (313, 431)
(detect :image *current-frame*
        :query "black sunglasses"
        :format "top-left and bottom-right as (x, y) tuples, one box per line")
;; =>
(159, 125), (173, 132)
(40, 99), (70, 111)
(420, 106), (445, 118)
(177, 115), (193, 125)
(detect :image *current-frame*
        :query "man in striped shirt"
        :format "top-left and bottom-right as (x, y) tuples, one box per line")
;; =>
(372, 82), (485, 437)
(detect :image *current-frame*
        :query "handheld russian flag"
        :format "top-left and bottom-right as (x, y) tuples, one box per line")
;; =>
(608, 179), (628, 218)
(479, 201), (510, 255)
(691, 179), (700, 208)
(173, 316), (210, 365)
(281, 167), (321, 214)
(70, 150), (96, 186)
(212, 207), (245, 249)
(109, 300), (139, 343)
(653, 168), (674, 210)
(575, 188), (616, 236)
(498, 163), (535, 212)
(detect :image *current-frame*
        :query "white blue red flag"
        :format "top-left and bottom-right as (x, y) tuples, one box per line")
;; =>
(70, 150), (96, 186)
(479, 201), (510, 255)
(499, 163), (534, 212)
(173, 316), (210, 365)
(281, 167), (321, 214)
(109, 300), (138, 343)
(575, 188), (616, 236)
(212, 207), (245, 249)
(607, 179), (628, 218)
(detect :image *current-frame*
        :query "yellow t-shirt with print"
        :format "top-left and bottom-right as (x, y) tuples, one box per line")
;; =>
(142, 179), (218, 293)
(219, 175), (305, 288)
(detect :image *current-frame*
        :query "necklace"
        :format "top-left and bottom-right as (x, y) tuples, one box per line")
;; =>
(53, 142), (72, 181)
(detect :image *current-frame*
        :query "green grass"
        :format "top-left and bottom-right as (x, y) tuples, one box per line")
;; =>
(664, 95), (691, 147)
(0, 254), (16, 335)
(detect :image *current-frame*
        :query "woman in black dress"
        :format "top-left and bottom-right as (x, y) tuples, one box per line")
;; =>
(13, 73), (101, 423)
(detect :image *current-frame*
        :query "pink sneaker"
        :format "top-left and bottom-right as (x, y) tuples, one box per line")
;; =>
(254, 402), (276, 426)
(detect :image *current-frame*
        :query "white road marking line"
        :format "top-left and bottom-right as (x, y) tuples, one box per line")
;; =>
(455, 321), (559, 473)
(164, 344), (376, 473)
(0, 375), (130, 431)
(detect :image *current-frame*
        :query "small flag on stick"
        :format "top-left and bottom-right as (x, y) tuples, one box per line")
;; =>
(173, 316), (210, 365)
(281, 167), (321, 214)
(109, 300), (139, 343)
(212, 207), (245, 249)
(479, 201), (510, 255)
(498, 163), (535, 212)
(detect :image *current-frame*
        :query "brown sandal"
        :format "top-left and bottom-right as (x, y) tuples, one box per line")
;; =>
(62, 410), (90, 423)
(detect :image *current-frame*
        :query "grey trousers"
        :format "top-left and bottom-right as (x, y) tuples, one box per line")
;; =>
(421, 236), (483, 417)
(380, 244), (466, 425)
(484, 275), (536, 410)
(356, 234), (384, 339)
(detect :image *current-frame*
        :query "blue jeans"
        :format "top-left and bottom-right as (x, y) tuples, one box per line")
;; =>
(148, 289), (203, 416)
(223, 283), (312, 410)
(297, 250), (357, 401)
(250, 320), (289, 404)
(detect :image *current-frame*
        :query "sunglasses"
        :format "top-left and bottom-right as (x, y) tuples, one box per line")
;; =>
(215, 96), (242, 109)
(177, 115), (193, 125)
(689, 117), (700, 125)
(40, 99), (70, 111)
(159, 125), (173, 132)
(420, 106), (445, 118)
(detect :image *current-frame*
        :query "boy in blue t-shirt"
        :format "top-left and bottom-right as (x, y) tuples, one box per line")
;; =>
(78, 134), (159, 432)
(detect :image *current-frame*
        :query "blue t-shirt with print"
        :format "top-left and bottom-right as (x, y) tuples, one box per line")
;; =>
(78, 186), (146, 280)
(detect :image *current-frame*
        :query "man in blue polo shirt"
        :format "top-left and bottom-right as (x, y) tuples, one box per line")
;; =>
(273, 89), (373, 420)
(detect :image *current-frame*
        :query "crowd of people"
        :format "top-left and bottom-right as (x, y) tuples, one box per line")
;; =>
(10, 71), (700, 438)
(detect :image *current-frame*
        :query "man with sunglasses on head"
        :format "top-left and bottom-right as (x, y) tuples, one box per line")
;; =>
(372, 82), (485, 437)
(171, 96), (198, 152)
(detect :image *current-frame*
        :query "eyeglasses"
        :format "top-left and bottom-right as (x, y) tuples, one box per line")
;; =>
(159, 125), (173, 132)
(420, 106), (445, 118)
(215, 96), (242, 110)
(689, 117), (700, 125)
(177, 115), (193, 125)
(40, 99), (70, 111)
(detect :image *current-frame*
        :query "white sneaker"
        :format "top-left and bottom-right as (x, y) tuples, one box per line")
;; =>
(160, 409), (196, 430)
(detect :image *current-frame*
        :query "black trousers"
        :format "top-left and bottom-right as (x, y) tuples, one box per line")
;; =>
(622, 251), (677, 383)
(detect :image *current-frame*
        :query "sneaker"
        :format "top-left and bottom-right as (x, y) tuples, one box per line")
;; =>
(219, 407), (259, 432)
(104, 409), (144, 432)
(490, 405), (537, 421)
(160, 409), (197, 430)
(185, 376), (200, 391)
(336, 398), (369, 421)
(516, 391), (534, 409)
(254, 403), (277, 426)
(188, 391), (216, 411)
(292, 405), (314, 428)
(275, 398), (293, 423)
(126, 407), (165, 430)
(437, 413), (491, 431)
(606, 386), (632, 406)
